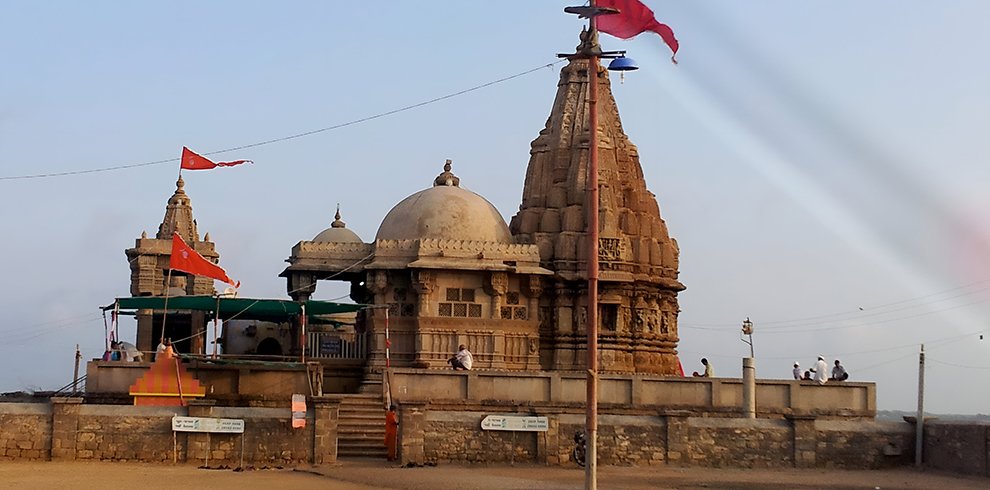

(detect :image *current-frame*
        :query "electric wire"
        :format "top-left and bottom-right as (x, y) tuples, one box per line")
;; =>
(0, 61), (563, 181)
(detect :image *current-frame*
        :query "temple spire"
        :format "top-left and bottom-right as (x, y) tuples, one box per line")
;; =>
(156, 175), (199, 242)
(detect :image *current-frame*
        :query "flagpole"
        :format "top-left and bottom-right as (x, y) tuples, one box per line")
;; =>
(585, 5), (601, 487)
(161, 268), (173, 345)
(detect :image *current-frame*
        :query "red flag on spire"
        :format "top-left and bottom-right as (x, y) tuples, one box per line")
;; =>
(180, 146), (251, 170)
(170, 232), (240, 288)
(597, 0), (679, 63)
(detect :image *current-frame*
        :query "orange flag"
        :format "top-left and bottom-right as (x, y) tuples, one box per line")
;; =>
(180, 146), (251, 170)
(169, 233), (239, 287)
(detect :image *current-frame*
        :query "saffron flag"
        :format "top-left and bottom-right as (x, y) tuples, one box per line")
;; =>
(597, 0), (679, 63)
(170, 232), (239, 287)
(180, 146), (251, 170)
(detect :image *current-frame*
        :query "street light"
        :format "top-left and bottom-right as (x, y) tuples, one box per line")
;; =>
(741, 317), (755, 358)
(559, 4), (639, 489)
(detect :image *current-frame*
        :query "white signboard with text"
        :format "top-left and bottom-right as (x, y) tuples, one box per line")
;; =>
(480, 415), (548, 432)
(171, 416), (245, 434)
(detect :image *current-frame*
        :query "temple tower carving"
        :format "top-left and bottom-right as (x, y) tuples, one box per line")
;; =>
(509, 57), (685, 375)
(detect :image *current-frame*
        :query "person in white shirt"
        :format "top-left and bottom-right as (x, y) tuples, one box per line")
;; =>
(831, 359), (848, 381)
(115, 340), (144, 362)
(814, 356), (828, 384)
(792, 362), (802, 380)
(448, 344), (473, 370)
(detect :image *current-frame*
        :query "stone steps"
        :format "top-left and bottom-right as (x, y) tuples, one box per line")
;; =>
(337, 393), (387, 459)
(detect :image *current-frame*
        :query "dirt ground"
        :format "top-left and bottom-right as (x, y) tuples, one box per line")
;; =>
(0, 460), (986, 490)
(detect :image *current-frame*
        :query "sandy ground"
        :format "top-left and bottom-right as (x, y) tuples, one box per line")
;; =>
(0, 459), (986, 490)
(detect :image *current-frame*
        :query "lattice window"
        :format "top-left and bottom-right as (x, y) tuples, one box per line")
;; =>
(506, 292), (520, 305)
(401, 303), (415, 317)
(468, 304), (482, 318)
(440, 288), (479, 318)
(501, 306), (513, 320)
(513, 306), (528, 320)
(439, 303), (453, 317)
(393, 288), (407, 302)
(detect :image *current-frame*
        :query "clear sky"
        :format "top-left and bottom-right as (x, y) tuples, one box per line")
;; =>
(1, 1), (987, 414)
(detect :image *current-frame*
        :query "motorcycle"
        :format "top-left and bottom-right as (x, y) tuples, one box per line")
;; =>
(572, 431), (587, 467)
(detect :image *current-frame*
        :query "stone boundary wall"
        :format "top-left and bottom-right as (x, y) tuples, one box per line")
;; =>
(0, 397), (340, 465)
(396, 402), (915, 469)
(924, 421), (990, 477)
(389, 369), (876, 418)
(0, 402), (51, 460)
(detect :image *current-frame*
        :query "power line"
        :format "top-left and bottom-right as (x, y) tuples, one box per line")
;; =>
(0, 61), (563, 182)
(684, 277), (990, 330)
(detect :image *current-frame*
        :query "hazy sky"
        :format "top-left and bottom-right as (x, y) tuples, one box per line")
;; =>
(1, 1), (988, 414)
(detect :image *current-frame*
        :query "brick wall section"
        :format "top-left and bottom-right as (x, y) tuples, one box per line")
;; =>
(76, 405), (179, 461)
(924, 421), (990, 477)
(424, 411), (539, 464)
(0, 402), (51, 460)
(0, 398), (340, 466)
(816, 420), (914, 469)
(684, 418), (793, 468)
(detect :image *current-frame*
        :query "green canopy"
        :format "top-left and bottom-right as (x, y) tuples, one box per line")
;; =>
(106, 295), (365, 321)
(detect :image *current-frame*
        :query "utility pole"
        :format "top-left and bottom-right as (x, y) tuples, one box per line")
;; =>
(915, 344), (925, 468)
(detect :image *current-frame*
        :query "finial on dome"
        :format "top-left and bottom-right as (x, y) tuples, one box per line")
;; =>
(176, 175), (185, 192)
(433, 158), (460, 187)
(331, 204), (346, 228)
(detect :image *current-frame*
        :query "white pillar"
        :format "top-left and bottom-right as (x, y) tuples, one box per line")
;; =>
(742, 357), (756, 419)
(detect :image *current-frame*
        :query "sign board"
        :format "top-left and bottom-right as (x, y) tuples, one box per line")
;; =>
(319, 336), (342, 356)
(171, 416), (245, 434)
(480, 415), (549, 432)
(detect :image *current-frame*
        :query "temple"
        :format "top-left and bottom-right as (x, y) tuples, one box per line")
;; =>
(280, 52), (684, 375)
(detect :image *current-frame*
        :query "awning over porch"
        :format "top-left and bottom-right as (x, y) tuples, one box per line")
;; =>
(104, 295), (366, 322)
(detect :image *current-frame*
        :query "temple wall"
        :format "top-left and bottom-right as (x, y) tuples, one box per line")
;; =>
(0, 397), (340, 465)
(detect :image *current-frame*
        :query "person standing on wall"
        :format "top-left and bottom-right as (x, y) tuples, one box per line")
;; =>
(792, 362), (802, 380)
(814, 356), (828, 385)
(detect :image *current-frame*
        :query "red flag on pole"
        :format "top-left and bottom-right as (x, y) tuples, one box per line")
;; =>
(180, 146), (251, 170)
(597, 0), (679, 63)
(170, 232), (240, 287)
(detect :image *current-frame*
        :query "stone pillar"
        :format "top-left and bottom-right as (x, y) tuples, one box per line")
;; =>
(51, 397), (83, 461)
(186, 399), (216, 464)
(663, 410), (692, 466)
(789, 414), (817, 468)
(534, 411), (562, 465)
(311, 396), (341, 465)
(399, 402), (428, 466)
(742, 357), (756, 419)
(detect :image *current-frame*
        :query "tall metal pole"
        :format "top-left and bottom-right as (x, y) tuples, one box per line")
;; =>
(585, 4), (601, 488)
(915, 343), (925, 468)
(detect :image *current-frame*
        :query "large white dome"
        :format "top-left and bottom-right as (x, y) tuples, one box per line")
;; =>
(375, 160), (512, 243)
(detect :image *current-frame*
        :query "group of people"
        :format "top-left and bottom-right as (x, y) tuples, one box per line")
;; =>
(688, 356), (850, 384)
(104, 338), (178, 362)
(793, 356), (848, 384)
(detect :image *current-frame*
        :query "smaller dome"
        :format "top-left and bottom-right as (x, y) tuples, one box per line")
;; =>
(313, 206), (363, 243)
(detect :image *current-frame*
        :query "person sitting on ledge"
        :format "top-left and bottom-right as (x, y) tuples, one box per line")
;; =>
(448, 344), (473, 371)
(831, 359), (849, 381)
(692, 358), (713, 377)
